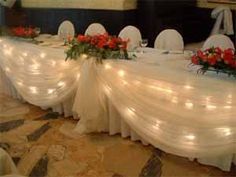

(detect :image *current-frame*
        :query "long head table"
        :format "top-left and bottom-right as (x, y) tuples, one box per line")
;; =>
(0, 37), (235, 171)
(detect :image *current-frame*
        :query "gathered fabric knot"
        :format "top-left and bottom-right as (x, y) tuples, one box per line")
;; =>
(210, 6), (234, 36)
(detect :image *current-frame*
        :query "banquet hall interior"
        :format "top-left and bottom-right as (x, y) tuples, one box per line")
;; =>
(0, 0), (236, 177)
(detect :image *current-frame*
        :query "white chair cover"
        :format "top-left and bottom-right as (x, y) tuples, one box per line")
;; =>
(0, 0), (16, 8)
(154, 29), (184, 51)
(202, 34), (235, 50)
(57, 20), (75, 40)
(118, 25), (142, 51)
(84, 23), (106, 36)
(210, 6), (234, 36)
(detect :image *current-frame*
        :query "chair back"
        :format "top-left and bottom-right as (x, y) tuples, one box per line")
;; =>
(202, 34), (235, 50)
(58, 20), (75, 40)
(154, 29), (184, 51)
(118, 25), (142, 51)
(84, 23), (106, 36)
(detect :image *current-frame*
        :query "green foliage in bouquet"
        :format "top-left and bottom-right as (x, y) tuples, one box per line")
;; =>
(65, 33), (130, 63)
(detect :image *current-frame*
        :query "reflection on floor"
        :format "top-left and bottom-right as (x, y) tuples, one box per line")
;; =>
(0, 94), (235, 177)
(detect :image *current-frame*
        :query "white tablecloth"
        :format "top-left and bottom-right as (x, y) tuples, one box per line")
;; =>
(0, 38), (235, 171)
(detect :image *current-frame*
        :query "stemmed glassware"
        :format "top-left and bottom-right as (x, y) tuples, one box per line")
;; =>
(139, 39), (148, 53)
(35, 27), (41, 36)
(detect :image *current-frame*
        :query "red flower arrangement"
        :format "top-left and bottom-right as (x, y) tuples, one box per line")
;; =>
(191, 47), (236, 78)
(65, 33), (130, 62)
(11, 26), (38, 38)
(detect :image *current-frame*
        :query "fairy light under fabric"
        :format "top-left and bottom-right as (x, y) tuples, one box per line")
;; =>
(0, 37), (235, 171)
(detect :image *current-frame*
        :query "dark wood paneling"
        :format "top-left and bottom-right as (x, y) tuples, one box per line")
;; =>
(137, 0), (197, 46)
(23, 8), (137, 35)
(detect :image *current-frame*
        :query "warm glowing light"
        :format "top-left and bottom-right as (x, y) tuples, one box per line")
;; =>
(81, 54), (88, 59)
(58, 81), (66, 87)
(149, 85), (173, 94)
(31, 63), (40, 70)
(218, 127), (232, 136)
(47, 89), (55, 94)
(184, 85), (194, 90)
(40, 52), (46, 58)
(223, 105), (232, 109)
(22, 52), (28, 57)
(29, 86), (38, 94)
(17, 81), (23, 86)
(227, 94), (232, 99)
(105, 64), (112, 70)
(118, 70), (125, 77)
(4, 48), (13, 56)
(185, 100), (193, 109)
(5, 67), (10, 72)
(206, 104), (217, 110)
(152, 124), (160, 130)
(125, 107), (136, 117)
(76, 73), (81, 79)
(185, 134), (195, 140)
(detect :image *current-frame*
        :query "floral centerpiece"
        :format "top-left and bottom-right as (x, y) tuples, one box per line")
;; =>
(191, 47), (236, 78)
(65, 33), (130, 63)
(11, 26), (38, 38)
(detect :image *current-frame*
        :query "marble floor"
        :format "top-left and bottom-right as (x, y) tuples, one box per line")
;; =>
(0, 93), (235, 177)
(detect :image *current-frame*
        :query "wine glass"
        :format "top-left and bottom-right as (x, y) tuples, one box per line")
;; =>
(35, 27), (41, 36)
(139, 39), (148, 53)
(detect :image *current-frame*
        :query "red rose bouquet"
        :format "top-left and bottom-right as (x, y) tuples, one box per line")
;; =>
(191, 47), (236, 78)
(11, 26), (38, 38)
(65, 33), (130, 63)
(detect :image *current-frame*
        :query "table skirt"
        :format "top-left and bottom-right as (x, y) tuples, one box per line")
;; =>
(0, 67), (235, 171)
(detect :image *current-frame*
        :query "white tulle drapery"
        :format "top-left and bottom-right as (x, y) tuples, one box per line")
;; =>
(0, 37), (235, 170)
(0, 37), (80, 108)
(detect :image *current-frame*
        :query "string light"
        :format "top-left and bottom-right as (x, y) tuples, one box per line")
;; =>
(185, 100), (194, 109)
(76, 73), (81, 79)
(29, 86), (38, 94)
(58, 81), (66, 87)
(5, 67), (10, 72)
(125, 107), (136, 117)
(4, 48), (13, 56)
(104, 64), (112, 70)
(206, 104), (217, 111)
(47, 89), (55, 94)
(149, 85), (173, 94)
(184, 85), (194, 90)
(118, 70), (125, 77)
(185, 134), (195, 140)
(81, 54), (88, 60)
(218, 127), (232, 136)
(223, 105), (232, 109)
(17, 81), (23, 86)
(40, 52), (46, 58)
